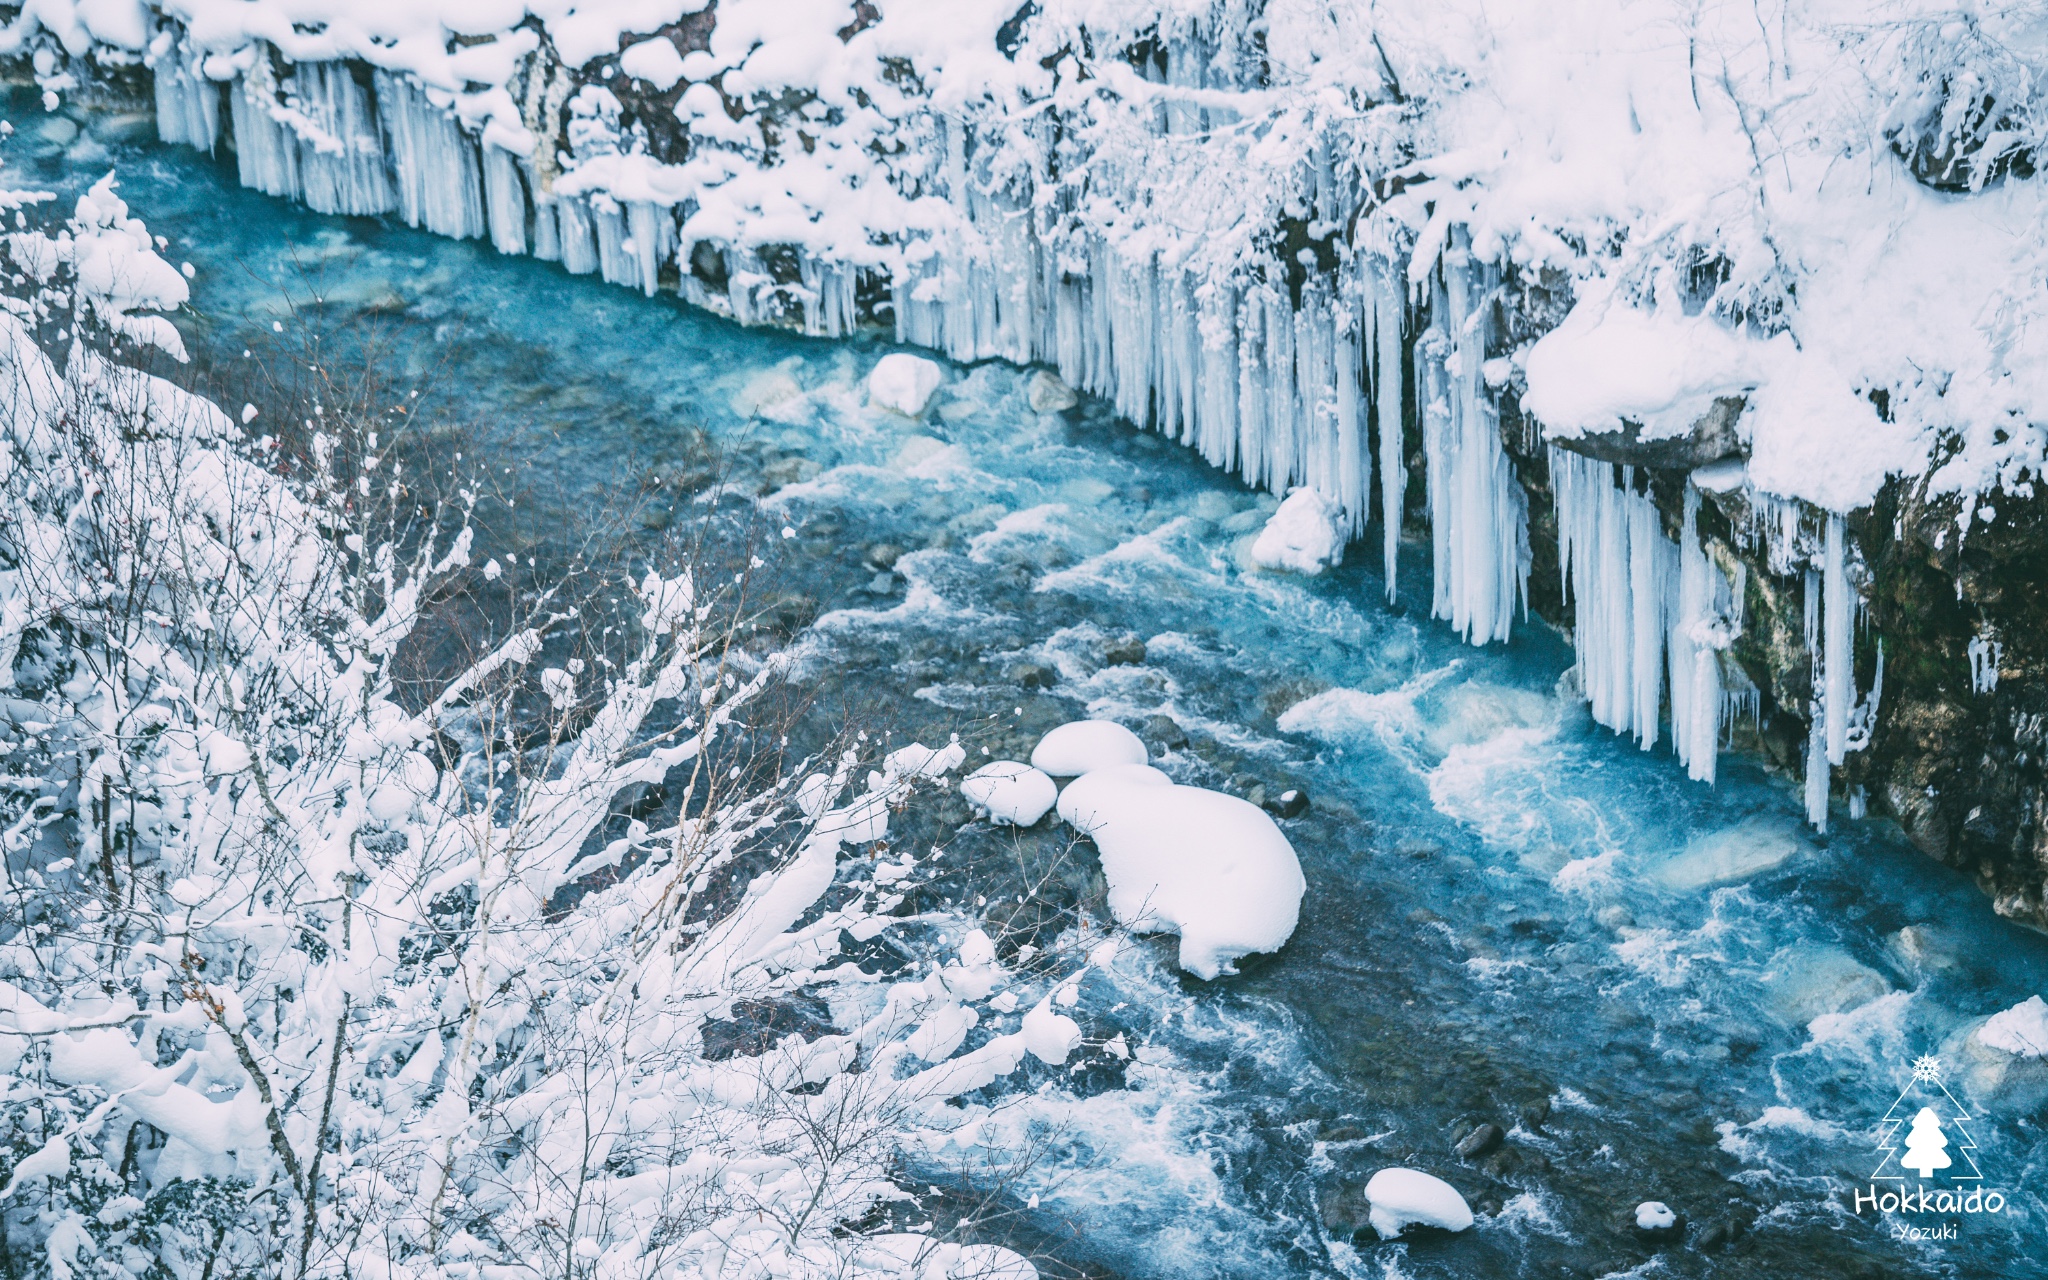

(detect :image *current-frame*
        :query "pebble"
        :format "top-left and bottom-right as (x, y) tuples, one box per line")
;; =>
(1026, 369), (1079, 412)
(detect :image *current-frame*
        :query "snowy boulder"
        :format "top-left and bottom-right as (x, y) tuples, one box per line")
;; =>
(1250, 488), (1345, 575)
(1029, 720), (1148, 777)
(960, 761), (1058, 827)
(1055, 763), (1172, 832)
(619, 38), (688, 90)
(1058, 771), (1304, 979)
(1635, 1201), (1677, 1231)
(868, 353), (945, 416)
(1022, 996), (1082, 1065)
(1026, 369), (1078, 412)
(1956, 996), (2048, 1113)
(1363, 1168), (1473, 1238)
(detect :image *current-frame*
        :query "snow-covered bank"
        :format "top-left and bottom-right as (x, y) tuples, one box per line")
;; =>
(0, 164), (1074, 1280)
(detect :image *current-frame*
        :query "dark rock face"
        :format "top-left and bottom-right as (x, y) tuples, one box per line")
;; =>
(1550, 397), (1747, 471)
(1502, 398), (2048, 932)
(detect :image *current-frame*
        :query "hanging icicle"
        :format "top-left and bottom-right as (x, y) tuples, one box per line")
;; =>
(1425, 240), (1528, 646)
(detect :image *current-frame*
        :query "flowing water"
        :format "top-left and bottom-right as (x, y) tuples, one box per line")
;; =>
(9, 93), (2048, 1280)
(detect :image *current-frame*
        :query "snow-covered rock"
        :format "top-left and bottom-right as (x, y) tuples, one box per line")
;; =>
(1026, 369), (1078, 412)
(1363, 1168), (1473, 1238)
(619, 38), (687, 90)
(1978, 995), (2048, 1057)
(1956, 996), (2048, 1114)
(869, 353), (944, 416)
(1250, 488), (1345, 575)
(1635, 1201), (1677, 1231)
(1022, 996), (1082, 1065)
(1055, 763), (1172, 832)
(1057, 770), (1304, 979)
(1029, 720), (1147, 777)
(960, 761), (1057, 827)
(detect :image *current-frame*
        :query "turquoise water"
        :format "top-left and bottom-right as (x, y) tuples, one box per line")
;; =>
(10, 93), (2048, 1280)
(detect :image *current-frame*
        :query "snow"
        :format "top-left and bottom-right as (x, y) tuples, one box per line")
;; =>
(1057, 772), (1305, 980)
(1021, 996), (1082, 1065)
(1029, 719), (1148, 777)
(1055, 763), (1172, 833)
(868, 352), (944, 416)
(1250, 488), (1345, 575)
(1635, 1201), (1676, 1231)
(1979, 996), (2048, 1059)
(619, 36), (688, 90)
(960, 760), (1057, 826)
(1523, 290), (1765, 441)
(1363, 1168), (1474, 1238)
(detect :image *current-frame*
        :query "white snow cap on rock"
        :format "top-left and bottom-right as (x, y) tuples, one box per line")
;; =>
(1636, 1201), (1677, 1231)
(1251, 488), (1345, 575)
(1978, 996), (2048, 1058)
(960, 761), (1057, 827)
(1029, 719), (1147, 776)
(1364, 1168), (1474, 1238)
(619, 38), (687, 90)
(1021, 996), (1082, 1065)
(1053, 771), (1304, 979)
(1055, 763), (1172, 833)
(868, 353), (944, 416)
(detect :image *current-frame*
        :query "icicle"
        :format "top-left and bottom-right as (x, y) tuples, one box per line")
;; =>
(1428, 241), (1528, 646)
(1969, 634), (2003, 694)
(1334, 309), (1368, 537)
(375, 71), (486, 240)
(230, 63), (302, 203)
(1823, 514), (1852, 766)
(291, 63), (393, 217)
(556, 198), (598, 276)
(1373, 259), (1405, 600)
(1805, 710), (1830, 831)
(482, 147), (530, 256)
(592, 197), (634, 287)
(152, 44), (219, 151)
(532, 197), (562, 262)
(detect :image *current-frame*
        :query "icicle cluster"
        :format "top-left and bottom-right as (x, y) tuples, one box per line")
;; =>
(141, 33), (1537, 638)
(1551, 449), (1742, 784)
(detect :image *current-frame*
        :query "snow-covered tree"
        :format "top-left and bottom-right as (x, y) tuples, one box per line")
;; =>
(0, 170), (1071, 1279)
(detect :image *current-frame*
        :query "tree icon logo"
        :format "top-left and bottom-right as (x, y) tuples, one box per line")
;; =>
(1871, 1056), (1982, 1184)
(1900, 1107), (1951, 1178)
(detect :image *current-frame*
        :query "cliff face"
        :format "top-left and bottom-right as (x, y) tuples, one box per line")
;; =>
(12, 0), (2048, 926)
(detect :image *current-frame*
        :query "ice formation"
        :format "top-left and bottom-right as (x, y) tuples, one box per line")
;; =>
(20, 0), (2024, 820)
(1978, 995), (2048, 1058)
(1251, 487), (1346, 575)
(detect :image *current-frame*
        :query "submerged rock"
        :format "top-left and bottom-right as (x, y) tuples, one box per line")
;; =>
(1453, 1122), (1503, 1159)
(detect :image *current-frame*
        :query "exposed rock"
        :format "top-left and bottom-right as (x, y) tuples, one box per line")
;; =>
(1026, 369), (1078, 412)
(1549, 397), (1746, 471)
(1103, 635), (1147, 665)
(1141, 713), (1188, 750)
(1265, 786), (1310, 819)
(1453, 1122), (1503, 1159)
